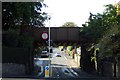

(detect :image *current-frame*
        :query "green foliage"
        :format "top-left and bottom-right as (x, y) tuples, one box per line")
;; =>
(80, 3), (120, 61)
(67, 46), (73, 51)
(81, 4), (120, 48)
(116, 2), (120, 15)
(103, 4), (118, 26)
(79, 2), (120, 71)
(2, 2), (48, 30)
(69, 51), (73, 58)
(61, 22), (77, 27)
(81, 13), (105, 46)
(96, 25), (120, 57)
(95, 4), (120, 58)
(2, 2), (48, 48)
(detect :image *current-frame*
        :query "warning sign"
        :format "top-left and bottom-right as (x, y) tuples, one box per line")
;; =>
(45, 66), (49, 77)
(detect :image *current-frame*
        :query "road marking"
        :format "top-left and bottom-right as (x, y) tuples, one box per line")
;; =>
(64, 56), (67, 60)
(64, 56), (79, 77)
(63, 68), (75, 77)
(69, 68), (79, 77)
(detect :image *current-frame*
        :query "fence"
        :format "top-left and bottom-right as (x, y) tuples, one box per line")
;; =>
(99, 60), (120, 78)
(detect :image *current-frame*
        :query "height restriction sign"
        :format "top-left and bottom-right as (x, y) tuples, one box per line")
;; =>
(42, 32), (48, 40)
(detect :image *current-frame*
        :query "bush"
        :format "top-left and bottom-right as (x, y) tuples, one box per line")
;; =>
(67, 46), (73, 51)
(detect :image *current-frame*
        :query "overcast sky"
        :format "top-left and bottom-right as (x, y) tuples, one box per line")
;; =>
(43, 0), (120, 27)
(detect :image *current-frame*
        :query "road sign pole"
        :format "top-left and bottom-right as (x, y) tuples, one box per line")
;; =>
(48, 15), (51, 78)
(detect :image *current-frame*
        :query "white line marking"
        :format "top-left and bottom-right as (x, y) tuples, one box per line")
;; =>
(69, 68), (79, 77)
(64, 56), (67, 60)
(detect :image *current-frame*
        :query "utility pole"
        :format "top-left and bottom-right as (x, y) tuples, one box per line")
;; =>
(48, 15), (51, 78)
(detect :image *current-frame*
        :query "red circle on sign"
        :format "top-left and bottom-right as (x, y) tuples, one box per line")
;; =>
(42, 32), (48, 40)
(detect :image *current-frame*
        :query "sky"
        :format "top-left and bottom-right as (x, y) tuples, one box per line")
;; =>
(43, 0), (120, 27)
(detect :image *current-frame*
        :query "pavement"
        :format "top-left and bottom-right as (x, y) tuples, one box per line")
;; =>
(2, 63), (27, 77)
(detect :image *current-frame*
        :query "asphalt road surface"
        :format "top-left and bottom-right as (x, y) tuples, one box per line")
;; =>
(34, 48), (101, 79)
(51, 48), (79, 78)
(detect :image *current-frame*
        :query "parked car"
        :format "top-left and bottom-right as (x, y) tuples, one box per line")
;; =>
(41, 50), (49, 57)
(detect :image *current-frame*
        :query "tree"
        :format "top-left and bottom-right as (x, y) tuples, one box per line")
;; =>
(81, 4), (120, 47)
(96, 2), (120, 59)
(97, 24), (120, 58)
(2, 2), (48, 31)
(2, 2), (48, 47)
(61, 22), (77, 27)
(80, 3), (120, 72)
(115, 2), (120, 22)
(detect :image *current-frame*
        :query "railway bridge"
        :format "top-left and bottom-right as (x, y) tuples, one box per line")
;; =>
(22, 26), (84, 46)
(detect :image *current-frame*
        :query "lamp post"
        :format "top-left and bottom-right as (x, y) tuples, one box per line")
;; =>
(48, 15), (51, 78)
(48, 15), (51, 55)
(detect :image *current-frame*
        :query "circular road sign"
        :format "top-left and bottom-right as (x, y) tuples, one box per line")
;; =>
(42, 32), (48, 40)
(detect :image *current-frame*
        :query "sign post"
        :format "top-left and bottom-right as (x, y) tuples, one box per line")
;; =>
(48, 15), (51, 78)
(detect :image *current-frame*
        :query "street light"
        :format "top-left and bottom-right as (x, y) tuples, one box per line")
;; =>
(48, 15), (51, 54)
(47, 15), (51, 78)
